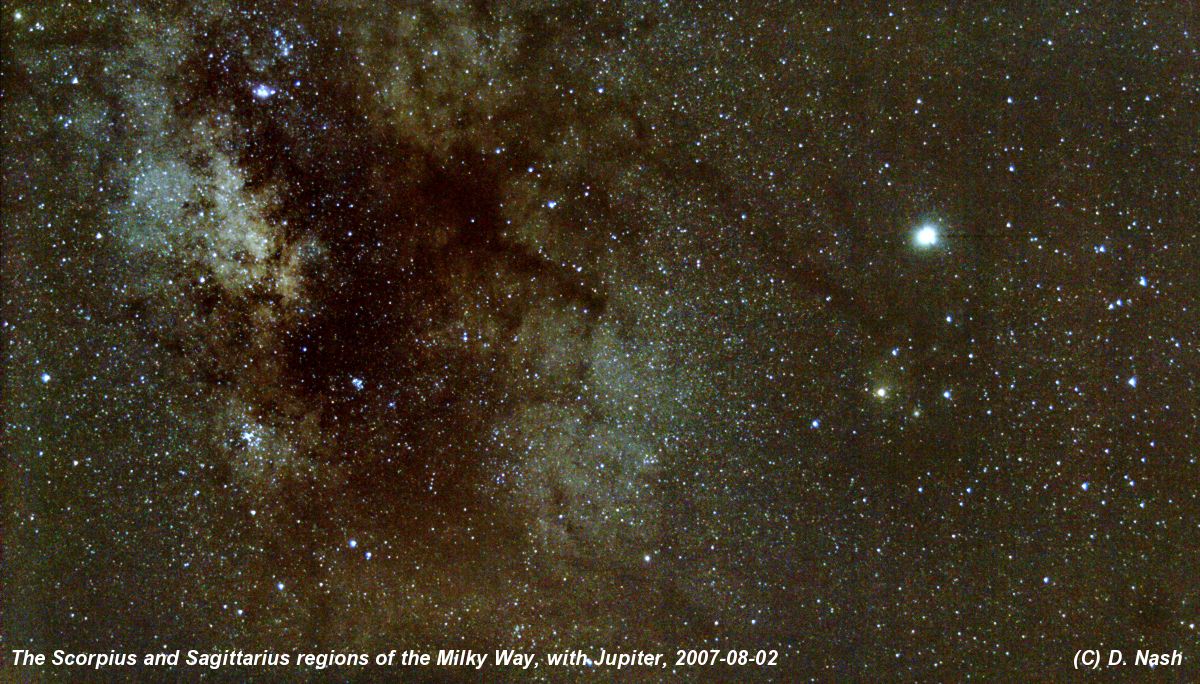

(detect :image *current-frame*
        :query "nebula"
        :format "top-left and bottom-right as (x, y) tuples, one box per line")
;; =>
(80, 0), (691, 652)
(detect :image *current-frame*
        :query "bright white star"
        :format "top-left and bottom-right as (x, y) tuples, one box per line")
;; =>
(915, 225), (939, 247)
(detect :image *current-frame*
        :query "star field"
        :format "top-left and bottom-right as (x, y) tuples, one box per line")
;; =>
(3, 1), (1199, 680)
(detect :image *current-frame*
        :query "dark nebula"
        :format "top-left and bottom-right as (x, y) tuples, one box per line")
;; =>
(168, 14), (615, 524)
(4, 1), (1199, 680)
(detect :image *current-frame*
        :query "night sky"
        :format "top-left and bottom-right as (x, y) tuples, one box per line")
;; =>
(3, 1), (1199, 680)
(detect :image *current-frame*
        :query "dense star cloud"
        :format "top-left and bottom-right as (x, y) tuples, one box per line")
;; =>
(3, 1), (1199, 680)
